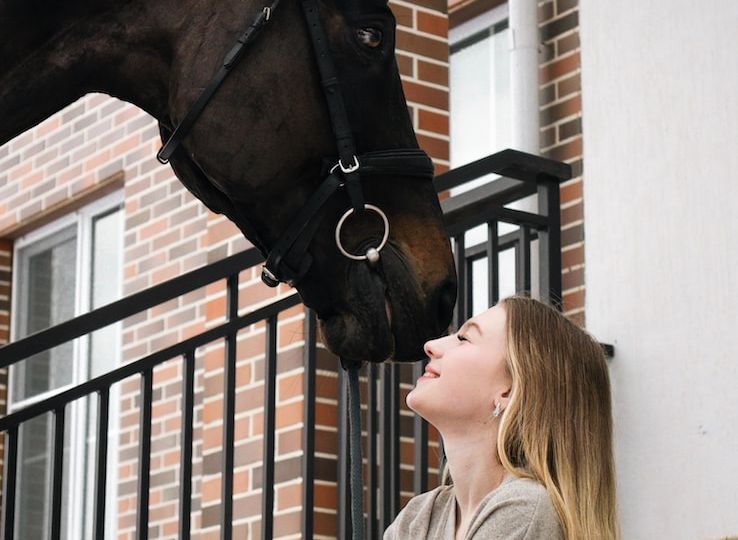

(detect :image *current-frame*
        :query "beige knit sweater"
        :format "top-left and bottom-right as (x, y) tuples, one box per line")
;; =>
(383, 472), (564, 539)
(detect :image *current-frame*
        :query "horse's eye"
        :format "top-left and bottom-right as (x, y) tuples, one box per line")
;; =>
(355, 27), (383, 48)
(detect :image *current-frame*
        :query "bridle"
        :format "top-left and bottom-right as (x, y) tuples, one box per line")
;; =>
(156, 0), (435, 291)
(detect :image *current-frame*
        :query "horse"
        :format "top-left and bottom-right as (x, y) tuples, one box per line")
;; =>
(0, 0), (457, 363)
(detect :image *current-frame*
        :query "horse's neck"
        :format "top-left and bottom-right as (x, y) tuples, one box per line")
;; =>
(0, 1), (174, 147)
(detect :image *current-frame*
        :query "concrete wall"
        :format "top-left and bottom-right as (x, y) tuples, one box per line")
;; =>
(579, 1), (738, 538)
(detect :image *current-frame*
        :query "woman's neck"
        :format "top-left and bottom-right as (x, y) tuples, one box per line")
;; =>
(441, 427), (507, 535)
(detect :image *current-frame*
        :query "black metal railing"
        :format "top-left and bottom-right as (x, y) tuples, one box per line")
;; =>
(0, 149), (570, 540)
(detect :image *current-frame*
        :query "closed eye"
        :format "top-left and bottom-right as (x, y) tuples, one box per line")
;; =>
(457, 334), (469, 342)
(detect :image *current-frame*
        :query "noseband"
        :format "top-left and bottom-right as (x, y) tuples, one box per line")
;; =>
(156, 0), (435, 288)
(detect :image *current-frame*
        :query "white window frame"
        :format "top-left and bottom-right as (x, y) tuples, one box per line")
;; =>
(9, 190), (124, 540)
(449, 1), (511, 186)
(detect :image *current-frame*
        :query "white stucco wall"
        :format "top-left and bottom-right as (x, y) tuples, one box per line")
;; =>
(579, 1), (738, 538)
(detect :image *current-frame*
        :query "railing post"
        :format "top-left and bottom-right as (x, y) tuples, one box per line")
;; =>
(537, 175), (563, 308)
(301, 309), (316, 540)
(221, 274), (239, 540)
(2, 427), (18, 540)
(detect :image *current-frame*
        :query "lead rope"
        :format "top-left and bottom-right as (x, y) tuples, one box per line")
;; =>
(344, 361), (365, 540)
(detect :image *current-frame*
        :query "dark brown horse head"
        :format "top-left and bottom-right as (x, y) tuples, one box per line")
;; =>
(0, 0), (457, 363)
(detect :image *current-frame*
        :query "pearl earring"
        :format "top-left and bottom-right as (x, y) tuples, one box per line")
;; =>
(492, 401), (502, 418)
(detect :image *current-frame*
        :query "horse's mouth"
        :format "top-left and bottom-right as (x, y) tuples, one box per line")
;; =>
(317, 264), (396, 362)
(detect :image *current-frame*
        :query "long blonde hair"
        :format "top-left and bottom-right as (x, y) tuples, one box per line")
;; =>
(443, 295), (619, 539)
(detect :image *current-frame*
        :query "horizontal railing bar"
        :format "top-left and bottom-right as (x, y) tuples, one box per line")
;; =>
(463, 229), (539, 261)
(445, 206), (549, 238)
(434, 149), (571, 192)
(439, 175), (536, 209)
(0, 249), (264, 367)
(0, 293), (301, 432)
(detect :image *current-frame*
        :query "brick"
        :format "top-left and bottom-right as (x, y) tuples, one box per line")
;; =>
(540, 52), (580, 82)
(539, 0), (554, 21)
(277, 427), (303, 455)
(563, 288), (584, 312)
(556, 0), (578, 16)
(73, 111), (98, 131)
(557, 32), (580, 56)
(540, 83), (556, 106)
(558, 117), (582, 140)
(547, 136), (581, 162)
(561, 201), (583, 224)
(61, 102), (85, 123)
(273, 510), (301, 537)
(541, 126), (556, 148)
(412, 0), (446, 11)
(540, 95), (581, 126)
(562, 267), (584, 291)
(557, 73), (581, 98)
(561, 244), (583, 268)
(396, 29), (448, 62)
(561, 223), (583, 246)
(276, 483), (302, 512)
(278, 372), (304, 402)
(417, 133), (449, 161)
(417, 60), (448, 87)
(391, 3), (413, 27)
(540, 11), (578, 42)
(275, 400), (303, 429)
(396, 53), (414, 77)
(560, 179), (582, 203)
(403, 80), (448, 110)
(418, 11), (447, 37)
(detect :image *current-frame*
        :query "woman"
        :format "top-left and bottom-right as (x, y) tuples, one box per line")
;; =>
(384, 295), (618, 539)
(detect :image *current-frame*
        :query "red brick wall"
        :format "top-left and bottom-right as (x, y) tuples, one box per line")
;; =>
(538, 0), (585, 324)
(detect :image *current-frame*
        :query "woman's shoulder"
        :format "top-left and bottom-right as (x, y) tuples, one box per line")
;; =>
(383, 484), (455, 539)
(470, 473), (563, 539)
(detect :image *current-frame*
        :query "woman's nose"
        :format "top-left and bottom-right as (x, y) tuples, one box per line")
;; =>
(424, 338), (441, 359)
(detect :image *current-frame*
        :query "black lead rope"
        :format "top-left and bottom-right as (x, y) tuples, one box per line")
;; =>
(343, 360), (366, 540)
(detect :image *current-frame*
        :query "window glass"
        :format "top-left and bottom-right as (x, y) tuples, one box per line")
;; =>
(89, 208), (123, 378)
(14, 226), (77, 401)
(450, 19), (511, 191)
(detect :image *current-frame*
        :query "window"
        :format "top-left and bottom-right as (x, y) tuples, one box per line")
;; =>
(449, 4), (519, 314)
(9, 192), (124, 539)
(450, 3), (512, 183)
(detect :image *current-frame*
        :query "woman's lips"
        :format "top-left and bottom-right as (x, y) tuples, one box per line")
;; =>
(418, 364), (440, 381)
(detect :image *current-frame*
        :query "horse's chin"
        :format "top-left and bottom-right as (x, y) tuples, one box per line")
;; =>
(317, 265), (395, 363)
(319, 306), (395, 363)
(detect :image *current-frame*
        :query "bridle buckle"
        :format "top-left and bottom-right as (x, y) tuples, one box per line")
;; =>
(331, 155), (360, 175)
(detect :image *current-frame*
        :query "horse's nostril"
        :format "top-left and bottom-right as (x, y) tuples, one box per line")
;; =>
(434, 278), (457, 332)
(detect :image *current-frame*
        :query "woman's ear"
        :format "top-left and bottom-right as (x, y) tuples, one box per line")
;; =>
(499, 386), (512, 409)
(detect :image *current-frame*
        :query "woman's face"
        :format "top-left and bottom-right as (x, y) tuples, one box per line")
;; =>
(406, 304), (511, 429)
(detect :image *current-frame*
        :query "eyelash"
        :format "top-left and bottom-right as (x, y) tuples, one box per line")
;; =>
(457, 334), (468, 342)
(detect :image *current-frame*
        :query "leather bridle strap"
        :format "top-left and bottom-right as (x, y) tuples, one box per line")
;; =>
(300, 0), (364, 214)
(156, 0), (281, 164)
(261, 149), (434, 287)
